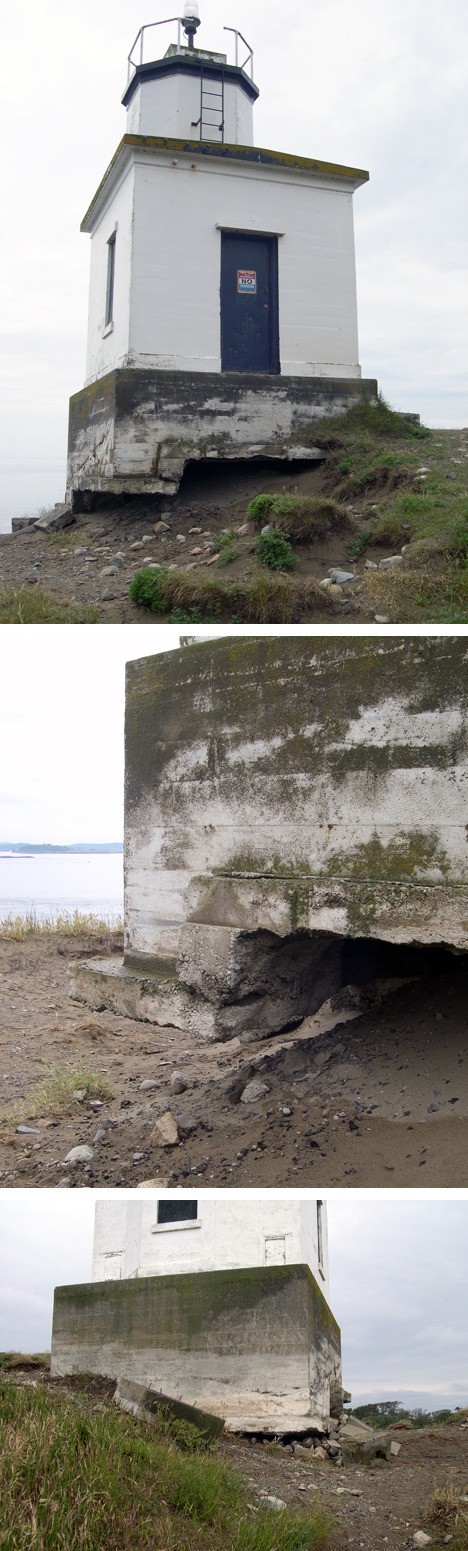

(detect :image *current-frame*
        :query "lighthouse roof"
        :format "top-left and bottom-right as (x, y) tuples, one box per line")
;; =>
(81, 134), (369, 232)
(122, 51), (259, 109)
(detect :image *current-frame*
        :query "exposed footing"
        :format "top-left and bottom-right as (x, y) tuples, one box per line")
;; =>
(67, 367), (378, 502)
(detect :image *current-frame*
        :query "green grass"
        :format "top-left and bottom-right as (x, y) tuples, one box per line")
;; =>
(0, 587), (98, 624)
(0, 1381), (333, 1551)
(216, 528), (242, 566)
(129, 566), (333, 622)
(0, 910), (122, 940)
(247, 495), (350, 544)
(0, 1354), (50, 1373)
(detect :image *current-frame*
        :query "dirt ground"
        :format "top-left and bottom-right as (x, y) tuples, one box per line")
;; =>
(0, 459), (402, 623)
(1, 933), (467, 1189)
(6, 1371), (468, 1549)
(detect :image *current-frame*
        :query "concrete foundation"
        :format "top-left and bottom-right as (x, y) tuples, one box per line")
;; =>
(66, 367), (378, 503)
(70, 636), (468, 1042)
(51, 1263), (342, 1432)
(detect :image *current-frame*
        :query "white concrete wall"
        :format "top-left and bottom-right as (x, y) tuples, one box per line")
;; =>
(126, 72), (254, 145)
(84, 164), (135, 384)
(92, 1200), (329, 1294)
(127, 154), (360, 375)
(84, 149), (361, 382)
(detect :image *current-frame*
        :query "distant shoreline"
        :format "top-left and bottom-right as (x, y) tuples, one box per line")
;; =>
(0, 844), (123, 855)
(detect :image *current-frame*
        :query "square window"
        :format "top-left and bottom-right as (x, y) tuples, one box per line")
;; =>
(157, 1201), (198, 1225)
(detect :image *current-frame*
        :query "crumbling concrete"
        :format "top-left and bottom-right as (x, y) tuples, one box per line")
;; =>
(70, 636), (468, 1042)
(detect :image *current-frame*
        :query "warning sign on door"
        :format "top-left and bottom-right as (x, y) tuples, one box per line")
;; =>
(237, 269), (257, 294)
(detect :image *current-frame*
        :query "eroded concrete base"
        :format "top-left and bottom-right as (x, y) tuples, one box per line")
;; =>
(66, 367), (378, 502)
(51, 1263), (341, 1432)
(68, 957), (218, 1041)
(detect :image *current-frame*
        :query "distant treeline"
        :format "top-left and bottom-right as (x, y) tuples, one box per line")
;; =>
(0, 843), (123, 854)
(353, 1401), (467, 1430)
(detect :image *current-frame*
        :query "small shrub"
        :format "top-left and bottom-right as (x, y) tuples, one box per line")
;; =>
(255, 529), (295, 571)
(246, 494), (276, 522)
(217, 528), (241, 566)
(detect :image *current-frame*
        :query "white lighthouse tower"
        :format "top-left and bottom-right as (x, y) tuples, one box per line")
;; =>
(67, 8), (377, 507)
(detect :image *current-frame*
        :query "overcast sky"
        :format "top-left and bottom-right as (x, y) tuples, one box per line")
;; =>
(0, 1191), (466, 1411)
(0, 625), (203, 843)
(0, 0), (466, 519)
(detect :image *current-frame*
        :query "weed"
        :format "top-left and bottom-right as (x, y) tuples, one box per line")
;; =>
(255, 529), (296, 571)
(217, 528), (241, 566)
(0, 1354), (50, 1372)
(235, 1506), (334, 1551)
(0, 588), (98, 624)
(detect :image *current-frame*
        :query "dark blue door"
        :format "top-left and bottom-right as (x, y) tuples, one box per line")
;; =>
(221, 233), (280, 373)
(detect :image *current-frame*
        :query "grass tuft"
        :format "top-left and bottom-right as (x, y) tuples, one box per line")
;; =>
(255, 529), (296, 571)
(0, 587), (98, 624)
(2, 1067), (113, 1126)
(428, 1481), (468, 1549)
(0, 1381), (333, 1551)
(129, 566), (333, 622)
(247, 494), (351, 544)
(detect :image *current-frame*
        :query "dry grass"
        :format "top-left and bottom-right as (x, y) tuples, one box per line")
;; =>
(0, 587), (98, 623)
(428, 1480), (468, 1549)
(0, 910), (123, 941)
(2, 1066), (113, 1127)
(360, 563), (468, 622)
(247, 493), (351, 543)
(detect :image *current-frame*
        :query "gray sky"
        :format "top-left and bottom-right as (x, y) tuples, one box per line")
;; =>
(0, 625), (219, 844)
(0, 1192), (466, 1411)
(0, 0), (466, 517)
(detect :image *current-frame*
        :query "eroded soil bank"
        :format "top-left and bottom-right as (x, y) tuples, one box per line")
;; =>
(1, 934), (467, 1188)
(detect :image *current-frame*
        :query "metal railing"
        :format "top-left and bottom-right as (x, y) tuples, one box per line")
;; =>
(127, 18), (254, 85)
(223, 27), (254, 79)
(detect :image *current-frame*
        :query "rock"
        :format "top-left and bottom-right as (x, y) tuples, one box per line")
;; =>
(176, 534), (186, 543)
(34, 504), (74, 532)
(110, 555), (125, 568)
(191, 548), (203, 556)
(413, 1534), (432, 1547)
(88, 1099), (103, 1110)
(151, 1112), (179, 1147)
(293, 1443), (311, 1459)
(174, 1113), (198, 1138)
(141, 534), (153, 543)
(379, 555), (403, 569)
(12, 516), (38, 531)
(72, 1088), (87, 1102)
(100, 565), (119, 577)
(139, 1079), (159, 1091)
(328, 568), (358, 584)
(388, 1440), (401, 1457)
(170, 1071), (189, 1094)
(240, 1079), (269, 1104)
(327, 1442), (341, 1457)
(313, 1446), (327, 1460)
(129, 540), (144, 550)
(374, 615), (390, 623)
(261, 524), (272, 535)
(63, 1145), (94, 1164)
(92, 1127), (108, 1144)
(55, 1178), (72, 1188)
(364, 559), (378, 570)
(261, 1496), (286, 1511)
(153, 521), (170, 534)
(137, 1177), (170, 1188)
(236, 523), (249, 535)
(189, 527), (202, 534)
(16, 1125), (40, 1135)
(74, 547), (88, 556)
(206, 554), (220, 565)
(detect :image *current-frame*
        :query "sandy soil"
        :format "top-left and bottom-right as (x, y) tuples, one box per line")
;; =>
(0, 460), (396, 623)
(1, 934), (467, 1189)
(6, 1371), (468, 1550)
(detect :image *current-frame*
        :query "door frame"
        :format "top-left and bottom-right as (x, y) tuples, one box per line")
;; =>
(219, 228), (280, 375)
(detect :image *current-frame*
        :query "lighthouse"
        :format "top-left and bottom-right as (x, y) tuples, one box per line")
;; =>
(67, 8), (377, 507)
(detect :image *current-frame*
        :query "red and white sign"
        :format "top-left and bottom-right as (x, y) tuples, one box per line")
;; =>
(237, 269), (257, 294)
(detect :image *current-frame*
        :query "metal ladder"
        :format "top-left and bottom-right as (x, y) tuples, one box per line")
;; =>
(192, 64), (225, 142)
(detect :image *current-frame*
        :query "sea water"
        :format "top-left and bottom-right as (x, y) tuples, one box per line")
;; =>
(0, 852), (123, 923)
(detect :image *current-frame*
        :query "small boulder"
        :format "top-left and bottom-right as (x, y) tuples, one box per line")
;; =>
(379, 555), (403, 569)
(63, 1145), (94, 1164)
(151, 1112), (179, 1147)
(170, 1071), (189, 1095)
(240, 1079), (269, 1105)
(413, 1535), (432, 1548)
